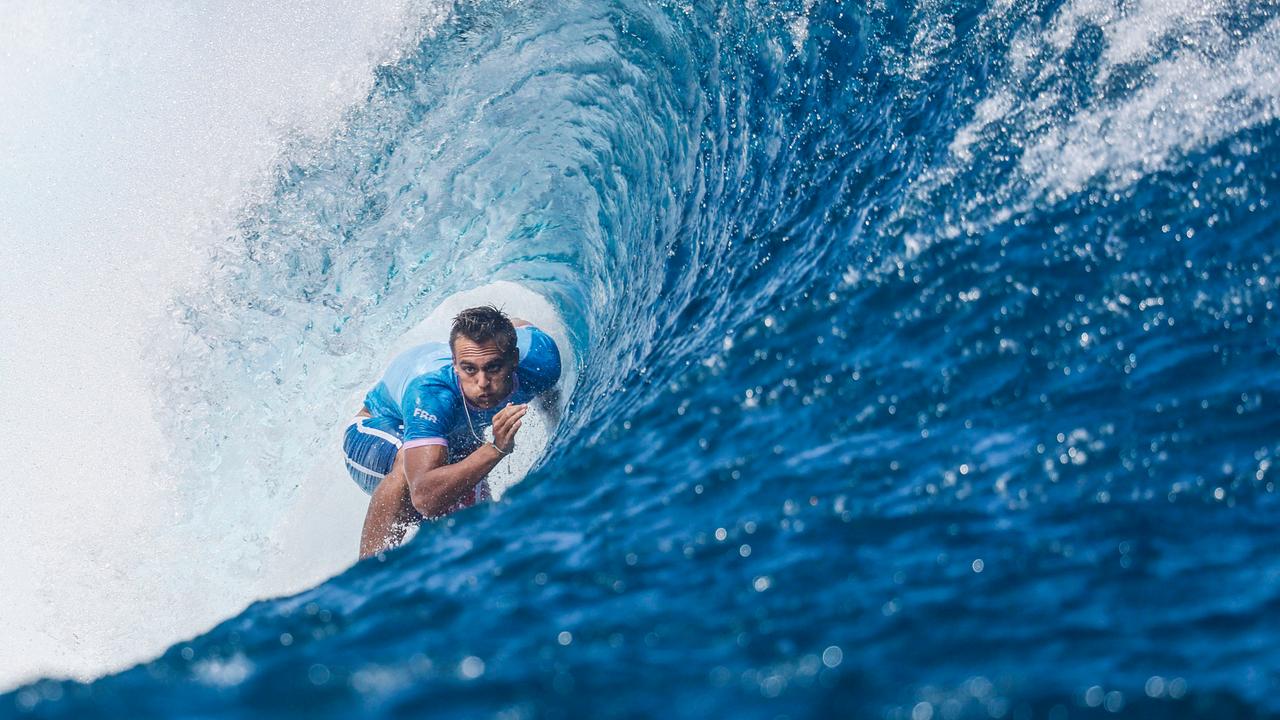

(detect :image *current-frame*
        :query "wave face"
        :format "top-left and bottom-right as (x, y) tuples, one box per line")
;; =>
(8, 0), (1280, 716)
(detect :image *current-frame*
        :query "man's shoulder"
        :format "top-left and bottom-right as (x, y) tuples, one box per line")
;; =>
(517, 324), (560, 356)
(400, 362), (461, 440)
(516, 325), (562, 393)
(384, 341), (451, 389)
(400, 358), (462, 410)
(405, 363), (459, 397)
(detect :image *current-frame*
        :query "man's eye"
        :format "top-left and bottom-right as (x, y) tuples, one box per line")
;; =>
(463, 367), (477, 374)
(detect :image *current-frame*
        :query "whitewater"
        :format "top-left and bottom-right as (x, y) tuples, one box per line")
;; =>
(3, 0), (1279, 717)
(0, 0), (439, 690)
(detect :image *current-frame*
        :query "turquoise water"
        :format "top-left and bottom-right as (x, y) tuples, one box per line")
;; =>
(7, 0), (1280, 717)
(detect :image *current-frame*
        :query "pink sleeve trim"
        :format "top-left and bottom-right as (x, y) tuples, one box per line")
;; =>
(403, 437), (448, 449)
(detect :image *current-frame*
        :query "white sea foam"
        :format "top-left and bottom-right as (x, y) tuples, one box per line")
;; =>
(900, 0), (1280, 262)
(0, 0), (447, 691)
(1022, 14), (1280, 201)
(968, 0), (1280, 200)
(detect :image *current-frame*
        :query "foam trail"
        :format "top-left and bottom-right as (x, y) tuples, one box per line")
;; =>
(0, 1), (436, 691)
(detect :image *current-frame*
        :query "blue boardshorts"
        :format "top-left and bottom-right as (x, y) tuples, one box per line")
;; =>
(342, 416), (404, 495)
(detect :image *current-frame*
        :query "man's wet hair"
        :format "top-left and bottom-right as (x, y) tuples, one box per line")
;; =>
(451, 305), (518, 358)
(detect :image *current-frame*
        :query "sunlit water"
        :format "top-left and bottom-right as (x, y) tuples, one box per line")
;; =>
(5, 0), (1280, 717)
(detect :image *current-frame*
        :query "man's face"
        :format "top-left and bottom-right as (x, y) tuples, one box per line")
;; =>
(452, 336), (518, 409)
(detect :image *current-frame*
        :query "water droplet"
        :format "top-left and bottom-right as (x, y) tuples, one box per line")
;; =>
(1144, 676), (1165, 697)
(460, 656), (485, 679)
(1085, 686), (1104, 707)
(308, 664), (331, 685)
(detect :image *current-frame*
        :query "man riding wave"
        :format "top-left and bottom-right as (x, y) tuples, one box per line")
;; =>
(343, 305), (562, 558)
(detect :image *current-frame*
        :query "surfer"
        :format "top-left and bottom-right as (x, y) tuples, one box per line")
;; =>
(345, 305), (562, 558)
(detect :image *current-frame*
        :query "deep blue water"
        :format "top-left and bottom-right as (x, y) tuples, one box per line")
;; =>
(9, 0), (1280, 717)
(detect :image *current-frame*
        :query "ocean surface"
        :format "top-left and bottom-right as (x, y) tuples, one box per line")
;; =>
(5, 0), (1280, 717)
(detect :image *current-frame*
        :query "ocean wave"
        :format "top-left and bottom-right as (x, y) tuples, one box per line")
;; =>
(7, 0), (1280, 716)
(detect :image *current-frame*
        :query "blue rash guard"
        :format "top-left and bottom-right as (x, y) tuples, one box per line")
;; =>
(366, 325), (562, 448)
(342, 325), (561, 497)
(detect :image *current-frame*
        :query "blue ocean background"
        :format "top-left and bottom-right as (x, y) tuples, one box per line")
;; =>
(8, 0), (1280, 717)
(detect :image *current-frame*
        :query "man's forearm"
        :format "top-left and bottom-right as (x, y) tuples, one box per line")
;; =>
(359, 470), (417, 559)
(408, 444), (505, 518)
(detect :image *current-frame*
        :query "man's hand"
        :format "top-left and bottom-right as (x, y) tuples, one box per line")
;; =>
(492, 403), (528, 454)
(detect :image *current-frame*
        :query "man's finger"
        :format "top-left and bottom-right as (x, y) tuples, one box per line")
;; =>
(497, 404), (527, 421)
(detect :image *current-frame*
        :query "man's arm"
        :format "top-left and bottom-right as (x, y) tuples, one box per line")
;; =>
(408, 403), (527, 516)
(405, 443), (502, 517)
(358, 403), (528, 559)
(359, 452), (423, 559)
(359, 444), (501, 559)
